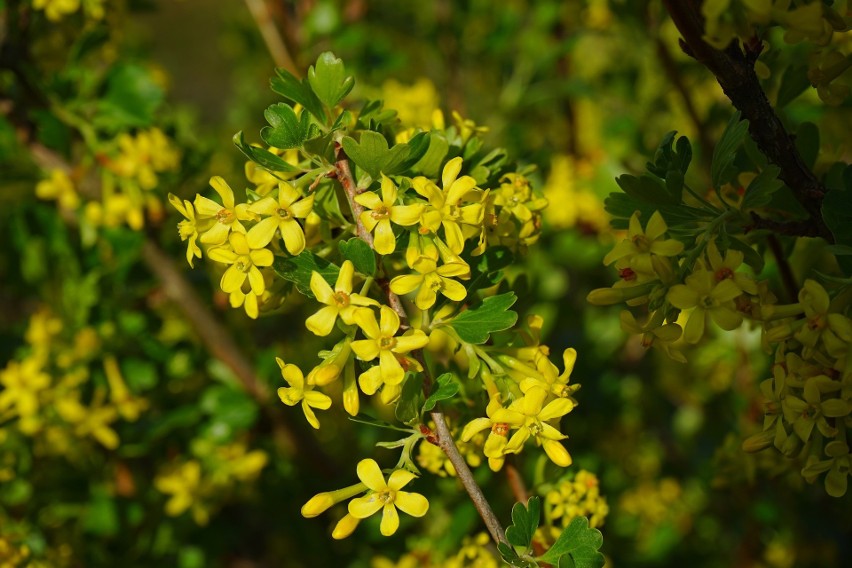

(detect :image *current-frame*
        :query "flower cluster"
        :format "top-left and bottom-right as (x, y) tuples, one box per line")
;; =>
(36, 128), (181, 234)
(542, 470), (609, 531)
(154, 440), (268, 525)
(0, 307), (147, 458)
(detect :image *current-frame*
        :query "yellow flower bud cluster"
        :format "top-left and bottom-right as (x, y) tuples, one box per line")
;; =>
(618, 477), (702, 548)
(0, 307), (146, 457)
(154, 440), (268, 525)
(742, 280), (852, 496)
(542, 154), (610, 238)
(542, 470), (609, 532)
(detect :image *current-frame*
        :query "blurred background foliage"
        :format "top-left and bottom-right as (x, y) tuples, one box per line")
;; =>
(1, 0), (850, 566)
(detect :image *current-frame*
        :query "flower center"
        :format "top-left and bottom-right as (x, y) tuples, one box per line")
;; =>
(618, 267), (637, 282)
(445, 204), (461, 219)
(379, 336), (397, 350)
(700, 296), (716, 309)
(631, 234), (650, 252)
(715, 268), (734, 281)
(377, 490), (395, 505)
(333, 291), (350, 307)
(235, 255), (252, 272)
(371, 206), (390, 220)
(807, 315), (825, 331)
(216, 208), (234, 224)
(277, 207), (293, 220)
(491, 423), (510, 437)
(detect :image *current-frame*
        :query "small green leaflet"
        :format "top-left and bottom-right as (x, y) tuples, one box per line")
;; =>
(536, 516), (605, 568)
(822, 187), (852, 249)
(272, 252), (340, 298)
(338, 237), (376, 276)
(740, 165), (783, 210)
(261, 103), (319, 149)
(395, 373), (424, 426)
(233, 131), (299, 175)
(448, 292), (518, 344)
(505, 497), (541, 550)
(270, 67), (326, 122)
(307, 52), (355, 109)
(341, 131), (418, 178)
(711, 111), (749, 189)
(615, 174), (677, 206)
(422, 373), (459, 412)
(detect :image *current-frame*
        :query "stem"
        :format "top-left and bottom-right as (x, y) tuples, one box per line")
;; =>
(661, 0), (833, 242)
(334, 147), (508, 546)
(243, 0), (299, 75)
(766, 233), (799, 303)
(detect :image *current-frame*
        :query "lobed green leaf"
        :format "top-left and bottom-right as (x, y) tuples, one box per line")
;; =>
(448, 292), (518, 344)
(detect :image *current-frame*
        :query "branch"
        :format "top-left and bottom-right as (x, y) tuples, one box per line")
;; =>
(333, 144), (508, 546)
(242, 0), (299, 75)
(662, 0), (833, 242)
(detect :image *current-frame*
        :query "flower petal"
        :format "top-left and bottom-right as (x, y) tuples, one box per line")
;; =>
(380, 503), (400, 536)
(246, 217), (279, 249)
(356, 459), (387, 491)
(386, 469), (416, 491)
(306, 305), (340, 336)
(348, 495), (383, 519)
(394, 491), (429, 517)
(280, 219), (306, 256)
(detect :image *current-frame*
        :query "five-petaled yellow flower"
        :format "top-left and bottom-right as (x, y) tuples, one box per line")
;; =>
(492, 385), (574, 467)
(389, 257), (469, 310)
(276, 358), (332, 429)
(414, 157), (484, 254)
(195, 176), (254, 245)
(347, 459), (429, 536)
(351, 306), (429, 394)
(247, 182), (315, 255)
(208, 232), (274, 299)
(306, 261), (378, 336)
(355, 175), (424, 255)
(168, 193), (204, 267)
(603, 210), (683, 274)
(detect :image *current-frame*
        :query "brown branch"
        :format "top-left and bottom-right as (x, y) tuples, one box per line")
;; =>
(333, 144), (508, 546)
(662, 0), (833, 242)
(747, 212), (824, 238)
(243, 0), (299, 75)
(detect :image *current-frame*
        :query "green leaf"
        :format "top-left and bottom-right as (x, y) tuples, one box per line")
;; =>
(261, 103), (319, 149)
(341, 131), (410, 179)
(414, 133), (450, 177)
(121, 358), (157, 391)
(741, 165), (783, 210)
(675, 135), (693, 174)
(422, 373), (460, 412)
(536, 516), (605, 568)
(664, 169), (684, 203)
(397, 131), (432, 171)
(395, 373), (424, 426)
(84, 487), (119, 537)
(233, 131), (299, 174)
(505, 497), (541, 550)
(272, 251), (340, 298)
(776, 63), (811, 109)
(308, 52), (355, 109)
(448, 292), (518, 344)
(270, 68), (326, 122)
(615, 174), (677, 206)
(96, 64), (164, 128)
(200, 385), (259, 440)
(338, 237), (376, 276)
(711, 111), (749, 189)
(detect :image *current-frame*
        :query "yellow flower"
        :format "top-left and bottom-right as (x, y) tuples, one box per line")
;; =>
(389, 256), (469, 310)
(347, 459), (429, 536)
(195, 176), (254, 245)
(154, 460), (210, 525)
(705, 240), (758, 295)
(103, 356), (148, 422)
(110, 128), (180, 189)
(461, 396), (513, 472)
(246, 182), (315, 255)
(414, 157), (484, 254)
(603, 211), (683, 274)
(667, 269), (743, 343)
(168, 193), (205, 267)
(305, 260), (379, 336)
(0, 357), (51, 429)
(619, 311), (686, 363)
(33, 0), (80, 22)
(355, 175), (424, 255)
(35, 169), (80, 210)
(351, 306), (430, 394)
(208, 232), (274, 298)
(493, 385), (574, 467)
(276, 359), (332, 429)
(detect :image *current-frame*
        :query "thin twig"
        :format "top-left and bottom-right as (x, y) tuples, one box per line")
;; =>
(662, 0), (832, 242)
(243, 0), (299, 75)
(333, 144), (508, 546)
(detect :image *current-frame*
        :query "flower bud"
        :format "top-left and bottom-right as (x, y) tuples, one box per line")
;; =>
(332, 513), (360, 540)
(301, 492), (336, 518)
(741, 430), (774, 453)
